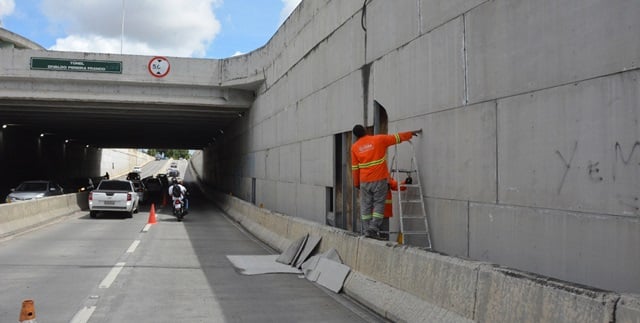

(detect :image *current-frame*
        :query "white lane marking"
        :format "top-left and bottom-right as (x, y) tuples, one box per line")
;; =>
(142, 223), (152, 232)
(126, 240), (141, 253)
(69, 306), (96, 323)
(99, 262), (126, 288)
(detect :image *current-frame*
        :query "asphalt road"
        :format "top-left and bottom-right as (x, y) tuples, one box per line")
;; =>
(0, 166), (386, 322)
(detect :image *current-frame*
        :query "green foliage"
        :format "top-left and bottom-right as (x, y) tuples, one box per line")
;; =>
(146, 149), (190, 159)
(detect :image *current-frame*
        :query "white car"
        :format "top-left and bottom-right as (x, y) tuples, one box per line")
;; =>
(132, 166), (142, 173)
(88, 180), (139, 218)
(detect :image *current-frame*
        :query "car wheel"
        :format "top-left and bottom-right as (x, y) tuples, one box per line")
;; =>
(90, 211), (97, 218)
(127, 210), (133, 218)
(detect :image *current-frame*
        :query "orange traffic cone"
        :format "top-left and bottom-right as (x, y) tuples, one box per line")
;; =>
(19, 299), (36, 322)
(147, 203), (157, 224)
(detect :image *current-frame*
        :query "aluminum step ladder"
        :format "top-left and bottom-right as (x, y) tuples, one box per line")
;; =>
(390, 141), (432, 249)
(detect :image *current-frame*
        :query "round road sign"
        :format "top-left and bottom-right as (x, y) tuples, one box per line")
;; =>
(148, 56), (170, 78)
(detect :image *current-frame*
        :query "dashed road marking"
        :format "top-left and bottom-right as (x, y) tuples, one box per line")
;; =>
(99, 262), (126, 289)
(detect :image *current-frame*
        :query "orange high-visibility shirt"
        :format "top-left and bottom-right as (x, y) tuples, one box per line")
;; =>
(351, 132), (413, 187)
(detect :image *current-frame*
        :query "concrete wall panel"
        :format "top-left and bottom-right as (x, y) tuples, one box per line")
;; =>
(498, 71), (640, 216)
(300, 136), (332, 187)
(276, 181), (297, 217)
(373, 17), (465, 120)
(325, 71), (364, 134)
(366, 0), (420, 62)
(278, 143), (300, 183)
(297, 90), (329, 140)
(256, 178), (276, 211)
(466, 0), (640, 103)
(425, 197), (469, 258)
(392, 101), (497, 202)
(470, 202), (640, 293)
(265, 147), (280, 181)
(419, 0), (486, 34)
(295, 183), (326, 223)
(275, 104), (299, 146)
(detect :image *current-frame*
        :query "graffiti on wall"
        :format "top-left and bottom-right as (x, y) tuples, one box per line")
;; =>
(555, 140), (639, 215)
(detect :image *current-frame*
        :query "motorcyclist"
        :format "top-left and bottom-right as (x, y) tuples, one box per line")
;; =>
(168, 178), (188, 214)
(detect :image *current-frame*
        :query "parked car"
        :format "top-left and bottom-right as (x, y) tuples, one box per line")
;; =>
(5, 180), (64, 203)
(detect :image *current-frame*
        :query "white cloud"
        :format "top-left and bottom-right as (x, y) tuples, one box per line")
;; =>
(0, 0), (15, 26)
(232, 51), (245, 57)
(279, 0), (301, 23)
(42, 0), (222, 57)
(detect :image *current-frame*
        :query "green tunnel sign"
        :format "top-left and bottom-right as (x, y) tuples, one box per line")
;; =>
(30, 57), (122, 74)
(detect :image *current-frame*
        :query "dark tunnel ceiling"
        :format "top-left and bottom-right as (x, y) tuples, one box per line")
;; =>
(0, 99), (249, 149)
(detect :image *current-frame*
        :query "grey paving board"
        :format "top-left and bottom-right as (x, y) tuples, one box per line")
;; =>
(276, 234), (308, 265)
(294, 234), (322, 268)
(226, 255), (303, 275)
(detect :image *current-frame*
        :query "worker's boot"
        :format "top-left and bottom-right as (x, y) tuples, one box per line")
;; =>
(361, 219), (371, 236)
(365, 218), (382, 238)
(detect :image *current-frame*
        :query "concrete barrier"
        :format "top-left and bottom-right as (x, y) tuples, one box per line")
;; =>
(0, 192), (87, 238)
(211, 190), (640, 323)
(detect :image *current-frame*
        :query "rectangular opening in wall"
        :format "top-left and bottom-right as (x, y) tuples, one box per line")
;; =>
(326, 186), (334, 226)
(251, 177), (256, 205)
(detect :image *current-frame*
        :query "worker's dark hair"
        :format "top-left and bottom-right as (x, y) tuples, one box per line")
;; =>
(352, 124), (366, 138)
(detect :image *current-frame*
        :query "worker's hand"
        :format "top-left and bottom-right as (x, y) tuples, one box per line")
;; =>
(411, 129), (423, 137)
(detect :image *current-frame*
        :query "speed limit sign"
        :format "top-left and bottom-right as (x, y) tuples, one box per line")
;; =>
(148, 56), (170, 78)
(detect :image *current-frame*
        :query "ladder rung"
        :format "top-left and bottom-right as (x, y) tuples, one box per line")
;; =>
(390, 169), (417, 173)
(401, 184), (421, 188)
(402, 231), (429, 235)
(401, 216), (426, 219)
(400, 199), (423, 203)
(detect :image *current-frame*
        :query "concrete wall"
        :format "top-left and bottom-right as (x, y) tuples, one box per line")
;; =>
(209, 189), (640, 323)
(203, 0), (640, 293)
(100, 148), (155, 178)
(0, 192), (88, 238)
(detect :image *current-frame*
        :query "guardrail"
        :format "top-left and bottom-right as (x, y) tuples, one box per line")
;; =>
(0, 193), (88, 238)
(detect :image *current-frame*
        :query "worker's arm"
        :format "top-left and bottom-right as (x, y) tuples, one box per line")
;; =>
(392, 129), (422, 144)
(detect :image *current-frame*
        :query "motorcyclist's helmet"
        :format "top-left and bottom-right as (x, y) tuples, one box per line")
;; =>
(172, 178), (178, 185)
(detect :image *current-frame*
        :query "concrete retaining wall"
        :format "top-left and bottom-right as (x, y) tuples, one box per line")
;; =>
(0, 192), (88, 238)
(212, 191), (639, 323)
(204, 0), (640, 294)
(100, 148), (155, 178)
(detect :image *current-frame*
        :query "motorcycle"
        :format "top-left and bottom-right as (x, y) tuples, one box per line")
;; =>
(173, 198), (185, 221)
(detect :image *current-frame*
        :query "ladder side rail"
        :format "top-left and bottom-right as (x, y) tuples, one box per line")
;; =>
(408, 141), (432, 249)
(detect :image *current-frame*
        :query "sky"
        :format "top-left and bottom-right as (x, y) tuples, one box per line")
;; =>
(0, 0), (301, 59)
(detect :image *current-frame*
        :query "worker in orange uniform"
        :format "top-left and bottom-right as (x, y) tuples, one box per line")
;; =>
(351, 124), (422, 238)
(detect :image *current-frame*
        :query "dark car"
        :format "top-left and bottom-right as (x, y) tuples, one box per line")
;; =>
(131, 180), (148, 204)
(61, 177), (96, 193)
(167, 168), (179, 178)
(5, 180), (64, 203)
(126, 172), (141, 181)
(142, 176), (164, 202)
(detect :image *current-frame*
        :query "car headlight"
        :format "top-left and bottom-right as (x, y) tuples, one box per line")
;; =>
(36, 193), (45, 198)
